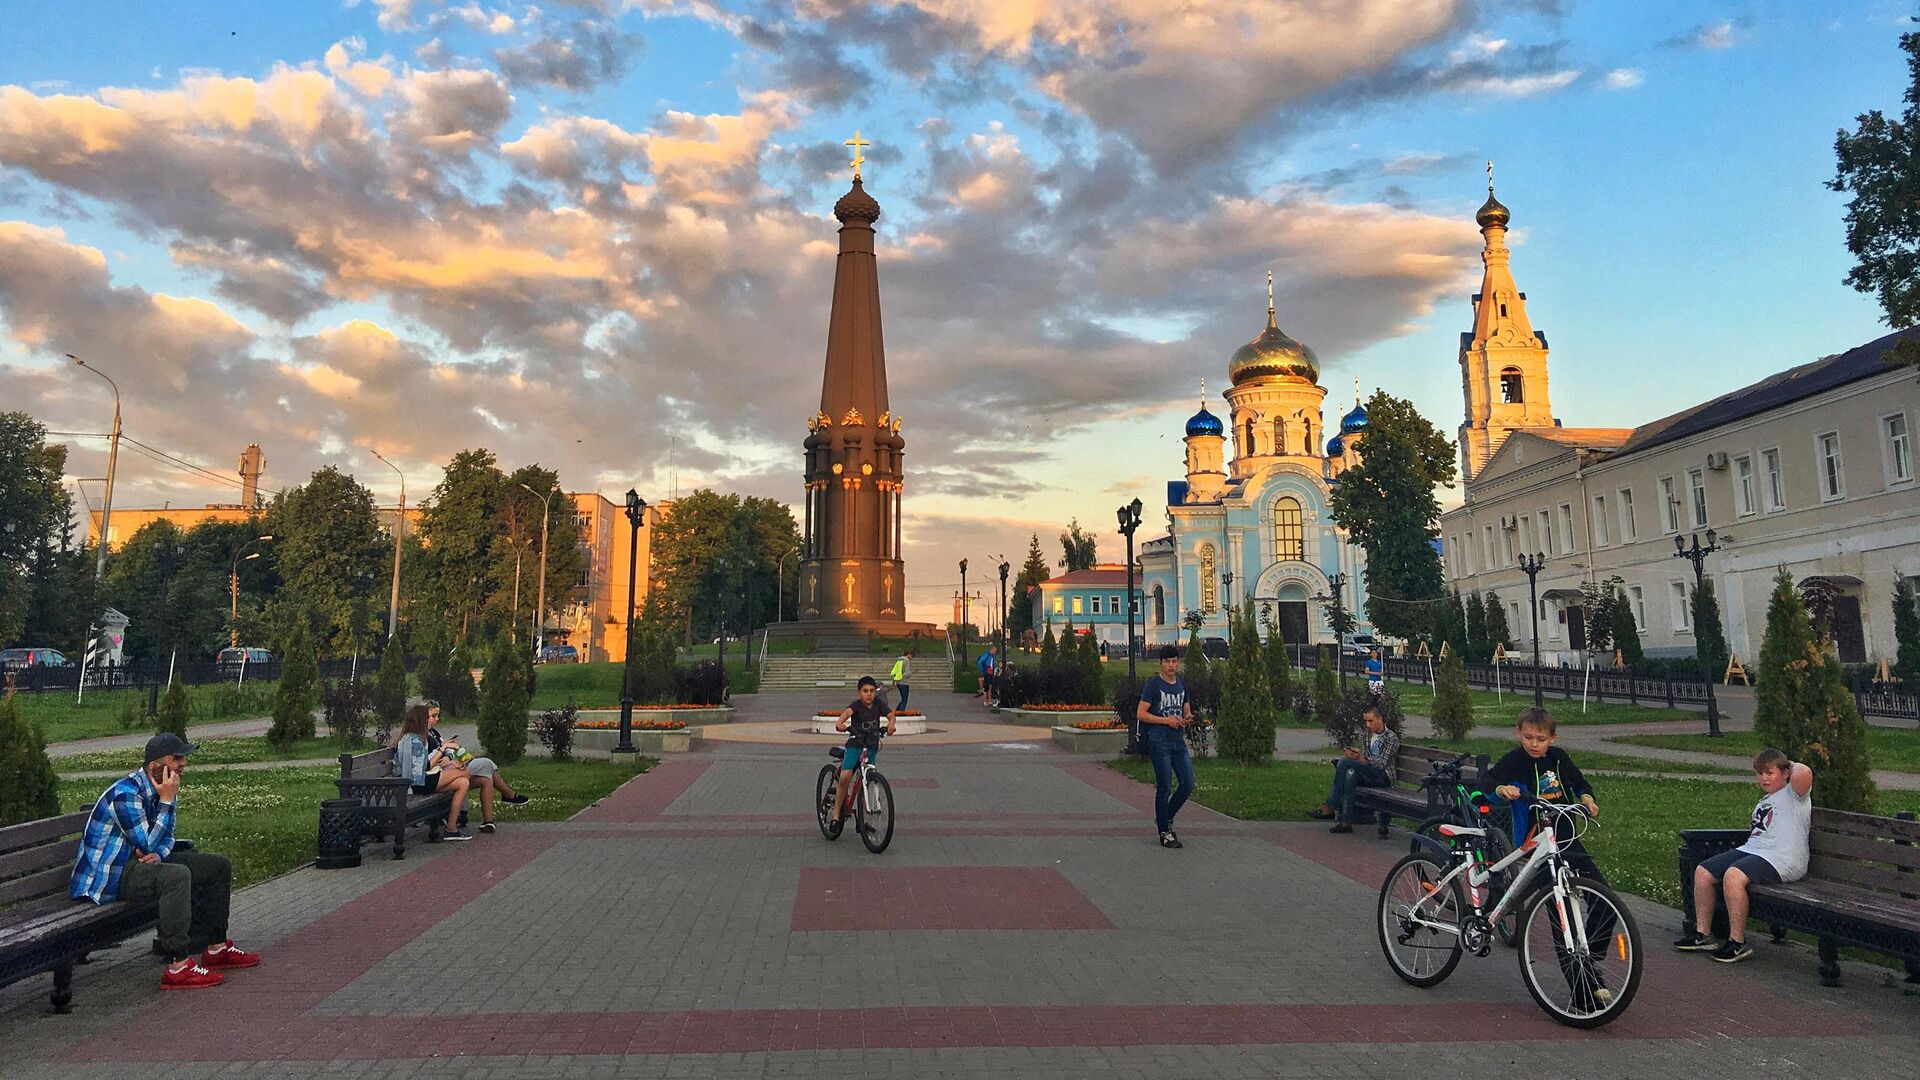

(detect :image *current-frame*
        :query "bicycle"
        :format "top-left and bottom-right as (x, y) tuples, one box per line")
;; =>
(1408, 754), (1519, 947)
(1377, 799), (1643, 1028)
(814, 735), (894, 854)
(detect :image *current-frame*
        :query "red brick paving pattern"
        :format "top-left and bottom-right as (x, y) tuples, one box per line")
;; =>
(791, 867), (1114, 931)
(571, 757), (712, 821)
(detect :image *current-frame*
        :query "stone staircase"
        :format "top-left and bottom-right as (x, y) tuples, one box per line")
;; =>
(755, 654), (903, 693)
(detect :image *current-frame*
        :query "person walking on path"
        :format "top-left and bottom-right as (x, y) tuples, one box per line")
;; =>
(890, 649), (913, 712)
(69, 734), (263, 990)
(976, 649), (996, 702)
(1135, 644), (1196, 848)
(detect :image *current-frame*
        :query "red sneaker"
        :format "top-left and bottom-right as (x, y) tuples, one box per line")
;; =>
(200, 941), (261, 969)
(161, 962), (225, 989)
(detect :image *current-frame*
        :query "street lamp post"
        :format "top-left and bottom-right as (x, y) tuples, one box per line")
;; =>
(1317, 570), (1351, 690)
(1222, 570), (1235, 610)
(68, 355), (121, 579)
(615, 490), (647, 756)
(369, 449), (406, 639)
(997, 558), (1010, 675)
(1517, 552), (1547, 707)
(1117, 498), (1143, 753)
(519, 482), (558, 657)
(510, 535), (535, 639)
(777, 547), (798, 624)
(1673, 530), (1723, 737)
(229, 535), (273, 647)
(958, 559), (969, 663)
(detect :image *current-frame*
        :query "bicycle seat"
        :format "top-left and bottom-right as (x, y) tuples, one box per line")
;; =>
(1436, 824), (1486, 838)
(826, 747), (848, 761)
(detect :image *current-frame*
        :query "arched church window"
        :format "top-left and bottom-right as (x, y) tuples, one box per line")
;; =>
(1500, 303), (1509, 317)
(1273, 497), (1304, 563)
(1244, 419), (1257, 456)
(1199, 544), (1218, 614)
(1153, 584), (1165, 626)
(1500, 368), (1524, 404)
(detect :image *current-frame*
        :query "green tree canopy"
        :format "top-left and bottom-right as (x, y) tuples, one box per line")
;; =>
(648, 489), (801, 644)
(1326, 392), (1457, 641)
(417, 448), (508, 639)
(1009, 533), (1051, 636)
(1691, 578), (1731, 679)
(263, 467), (386, 655)
(0, 413), (75, 648)
(1892, 573), (1920, 685)
(1058, 519), (1098, 571)
(1830, 27), (1920, 368)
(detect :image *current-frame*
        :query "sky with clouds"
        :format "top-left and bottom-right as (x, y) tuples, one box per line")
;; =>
(0, 1), (1910, 624)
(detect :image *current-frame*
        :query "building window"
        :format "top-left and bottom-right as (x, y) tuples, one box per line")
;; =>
(1547, 600), (1562, 640)
(1500, 368), (1524, 404)
(1762, 447), (1785, 511)
(1071, 596), (1084, 615)
(1592, 495), (1609, 547)
(1533, 511), (1550, 556)
(1688, 468), (1707, 528)
(1557, 503), (1575, 554)
(1090, 595), (1102, 615)
(1244, 419), (1257, 457)
(1052, 596), (1064, 615)
(1818, 432), (1844, 499)
(1628, 585), (1646, 632)
(1481, 525), (1494, 569)
(1501, 522), (1516, 565)
(1734, 455), (1756, 517)
(1617, 488), (1636, 541)
(1517, 515), (1533, 557)
(1659, 476), (1678, 533)
(1153, 585), (1165, 626)
(1887, 414), (1913, 485)
(1459, 534), (1473, 576)
(1510, 601), (1522, 637)
(1671, 581), (1691, 632)
(1199, 544), (1218, 614)
(1273, 496), (1304, 562)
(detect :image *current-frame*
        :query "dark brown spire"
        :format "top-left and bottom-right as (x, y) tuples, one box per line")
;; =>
(818, 177), (888, 427)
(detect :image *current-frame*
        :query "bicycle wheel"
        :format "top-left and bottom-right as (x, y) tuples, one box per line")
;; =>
(859, 771), (894, 853)
(815, 764), (844, 840)
(1516, 875), (1642, 1028)
(1377, 853), (1465, 987)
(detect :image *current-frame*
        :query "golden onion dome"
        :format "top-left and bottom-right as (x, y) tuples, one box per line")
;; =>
(1475, 190), (1510, 229)
(1229, 311), (1320, 386)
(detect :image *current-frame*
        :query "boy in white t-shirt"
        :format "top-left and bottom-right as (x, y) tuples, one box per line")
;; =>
(1674, 747), (1813, 964)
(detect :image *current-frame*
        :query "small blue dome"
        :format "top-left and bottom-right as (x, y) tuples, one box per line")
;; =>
(1340, 403), (1368, 433)
(1185, 405), (1224, 438)
(1326, 433), (1345, 456)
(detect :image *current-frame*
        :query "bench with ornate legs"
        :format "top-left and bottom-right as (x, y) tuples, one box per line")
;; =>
(0, 811), (162, 1014)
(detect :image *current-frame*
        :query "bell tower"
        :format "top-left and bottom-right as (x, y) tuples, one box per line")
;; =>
(1459, 164), (1554, 480)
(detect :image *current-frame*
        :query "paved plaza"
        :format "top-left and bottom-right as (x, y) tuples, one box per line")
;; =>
(7, 691), (1918, 1079)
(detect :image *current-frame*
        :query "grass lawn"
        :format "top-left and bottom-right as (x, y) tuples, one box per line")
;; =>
(52, 735), (371, 773)
(1292, 736), (1746, 778)
(19, 680), (282, 745)
(1611, 727), (1920, 774)
(1387, 683), (1700, 727)
(1104, 759), (1920, 910)
(56, 757), (647, 890)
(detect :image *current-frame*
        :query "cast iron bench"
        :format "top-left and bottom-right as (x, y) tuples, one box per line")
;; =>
(336, 746), (453, 859)
(1350, 744), (1490, 839)
(1678, 808), (1920, 987)
(0, 811), (161, 1013)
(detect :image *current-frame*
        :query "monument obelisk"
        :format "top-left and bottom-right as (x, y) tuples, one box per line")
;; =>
(790, 133), (935, 642)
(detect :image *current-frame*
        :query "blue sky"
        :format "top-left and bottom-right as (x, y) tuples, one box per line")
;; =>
(0, 1), (1910, 620)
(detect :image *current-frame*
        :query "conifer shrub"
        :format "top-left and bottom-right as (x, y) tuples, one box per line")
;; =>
(1483, 590), (1512, 654)
(1891, 574), (1920, 686)
(323, 675), (373, 748)
(156, 677), (192, 741)
(1313, 647), (1339, 732)
(1215, 602), (1278, 764)
(0, 688), (61, 826)
(445, 640), (479, 717)
(477, 633), (531, 765)
(1691, 578), (1730, 679)
(1181, 628), (1218, 718)
(266, 625), (318, 748)
(1079, 626), (1106, 705)
(1261, 614), (1292, 718)
(1611, 593), (1644, 667)
(1465, 592), (1489, 663)
(1430, 649), (1474, 742)
(1754, 568), (1876, 811)
(371, 635), (408, 745)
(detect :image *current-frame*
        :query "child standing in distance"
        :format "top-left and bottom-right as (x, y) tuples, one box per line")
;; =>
(1675, 748), (1813, 964)
(1365, 648), (1385, 695)
(1135, 644), (1195, 848)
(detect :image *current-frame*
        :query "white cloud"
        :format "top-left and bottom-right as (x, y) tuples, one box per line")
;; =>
(1604, 68), (1644, 90)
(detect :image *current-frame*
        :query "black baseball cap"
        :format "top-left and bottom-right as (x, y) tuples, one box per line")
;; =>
(144, 734), (198, 764)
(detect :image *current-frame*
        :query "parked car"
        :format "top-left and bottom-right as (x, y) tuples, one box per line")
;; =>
(216, 646), (274, 672)
(1338, 633), (1379, 659)
(537, 644), (580, 664)
(0, 647), (72, 669)
(1200, 636), (1229, 659)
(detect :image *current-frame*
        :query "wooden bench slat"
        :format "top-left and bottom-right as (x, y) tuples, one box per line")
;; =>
(0, 840), (78, 883)
(0, 812), (90, 851)
(1752, 881), (1920, 935)
(1802, 855), (1920, 900)
(0, 897), (137, 944)
(1808, 830), (1920, 873)
(0, 865), (76, 908)
(1813, 808), (1920, 843)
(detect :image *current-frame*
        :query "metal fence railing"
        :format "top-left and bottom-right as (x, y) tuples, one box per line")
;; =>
(1, 655), (394, 696)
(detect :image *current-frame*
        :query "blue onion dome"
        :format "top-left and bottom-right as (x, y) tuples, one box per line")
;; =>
(1229, 312), (1320, 386)
(1340, 402), (1368, 434)
(1185, 403), (1224, 437)
(1326, 433), (1345, 457)
(1476, 189), (1509, 229)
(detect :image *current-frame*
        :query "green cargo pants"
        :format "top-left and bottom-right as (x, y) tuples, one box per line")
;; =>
(117, 848), (231, 960)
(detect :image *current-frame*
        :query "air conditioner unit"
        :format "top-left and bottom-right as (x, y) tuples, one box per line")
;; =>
(1705, 451), (1729, 471)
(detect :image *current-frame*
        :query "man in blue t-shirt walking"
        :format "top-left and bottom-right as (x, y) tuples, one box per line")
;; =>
(1135, 644), (1196, 848)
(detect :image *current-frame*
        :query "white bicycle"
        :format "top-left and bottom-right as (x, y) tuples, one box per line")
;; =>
(1377, 799), (1643, 1028)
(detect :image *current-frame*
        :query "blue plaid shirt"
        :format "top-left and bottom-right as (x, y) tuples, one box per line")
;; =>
(69, 768), (176, 904)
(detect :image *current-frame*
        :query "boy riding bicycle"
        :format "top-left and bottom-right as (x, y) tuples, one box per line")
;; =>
(828, 676), (897, 830)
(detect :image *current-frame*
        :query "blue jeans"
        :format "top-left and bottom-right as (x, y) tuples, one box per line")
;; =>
(1145, 725), (1195, 833)
(1327, 759), (1390, 823)
(895, 683), (909, 711)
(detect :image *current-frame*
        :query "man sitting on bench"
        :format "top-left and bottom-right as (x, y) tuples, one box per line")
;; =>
(69, 734), (263, 990)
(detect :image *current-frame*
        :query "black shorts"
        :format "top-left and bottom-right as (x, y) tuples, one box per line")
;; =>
(413, 771), (443, 796)
(1699, 848), (1782, 886)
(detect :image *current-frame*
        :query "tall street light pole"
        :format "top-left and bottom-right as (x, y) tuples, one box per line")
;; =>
(958, 559), (969, 662)
(1673, 529), (1722, 737)
(229, 534), (273, 647)
(616, 490), (647, 756)
(1319, 570), (1351, 691)
(777, 547), (798, 624)
(1517, 551), (1546, 707)
(369, 449), (406, 639)
(1222, 570), (1235, 611)
(520, 482), (558, 658)
(68, 355), (121, 579)
(1117, 498), (1142, 753)
(997, 558), (1010, 674)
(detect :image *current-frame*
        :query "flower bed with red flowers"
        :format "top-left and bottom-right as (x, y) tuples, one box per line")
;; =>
(1014, 704), (1111, 712)
(815, 710), (924, 717)
(1069, 719), (1127, 730)
(575, 719), (688, 731)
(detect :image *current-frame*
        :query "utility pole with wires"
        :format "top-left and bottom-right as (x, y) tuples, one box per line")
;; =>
(67, 355), (121, 578)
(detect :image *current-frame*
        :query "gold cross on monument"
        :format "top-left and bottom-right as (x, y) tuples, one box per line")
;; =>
(846, 130), (870, 181)
(1486, 159), (1495, 193)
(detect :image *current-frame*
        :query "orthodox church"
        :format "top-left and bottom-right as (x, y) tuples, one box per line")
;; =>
(1137, 272), (1373, 649)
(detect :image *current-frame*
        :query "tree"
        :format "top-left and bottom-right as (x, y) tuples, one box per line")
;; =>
(1181, 626), (1216, 719)
(1215, 601), (1278, 764)
(1611, 591), (1644, 667)
(1754, 569), (1876, 812)
(1313, 647), (1338, 732)
(1483, 590), (1511, 655)
(1830, 27), (1920, 370)
(1431, 649), (1474, 742)
(1008, 534), (1051, 638)
(1326, 392), (1458, 641)
(1078, 624), (1105, 706)
(445, 639), (479, 717)
(263, 467), (386, 655)
(0, 685), (61, 825)
(647, 490), (800, 645)
(1058, 519), (1098, 571)
(155, 677), (192, 740)
(371, 635), (408, 745)
(1892, 574), (1920, 686)
(0, 413), (73, 648)
(1578, 576), (1623, 666)
(1465, 592), (1488, 663)
(1691, 578), (1731, 680)
(1260, 608), (1292, 717)
(416, 449), (508, 639)
(492, 465), (584, 645)
(267, 623), (319, 747)
(477, 633), (531, 765)
(1431, 588), (1466, 659)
